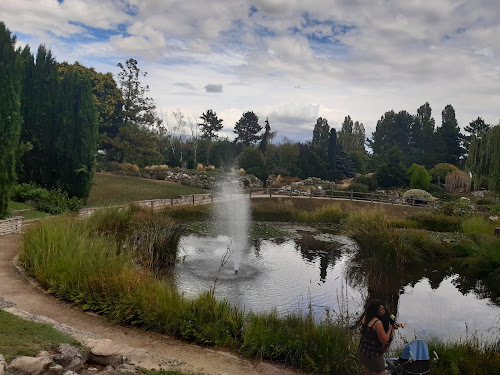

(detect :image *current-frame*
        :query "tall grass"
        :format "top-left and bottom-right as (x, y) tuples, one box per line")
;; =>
(452, 235), (500, 295)
(461, 216), (497, 236)
(427, 335), (500, 375)
(19, 214), (360, 374)
(251, 200), (346, 223)
(410, 212), (462, 232)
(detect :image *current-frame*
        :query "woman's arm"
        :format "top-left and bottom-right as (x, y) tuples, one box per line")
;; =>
(373, 320), (393, 346)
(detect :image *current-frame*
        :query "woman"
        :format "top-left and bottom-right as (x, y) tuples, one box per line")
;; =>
(358, 301), (401, 375)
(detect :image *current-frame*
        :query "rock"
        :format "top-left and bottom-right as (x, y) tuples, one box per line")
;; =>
(35, 352), (51, 360)
(1, 354), (6, 375)
(116, 364), (137, 373)
(6, 356), (52, 375)
(43, 365), (65, 375)
(87, 340), (125, 367)
(62, 371), (78, 375)
(65, 358), (84, 373)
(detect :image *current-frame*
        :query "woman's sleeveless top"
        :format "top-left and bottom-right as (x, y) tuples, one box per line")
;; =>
(358, 319), (384, 358)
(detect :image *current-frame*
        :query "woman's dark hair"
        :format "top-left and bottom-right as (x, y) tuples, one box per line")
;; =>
(362, 300), (385, 328)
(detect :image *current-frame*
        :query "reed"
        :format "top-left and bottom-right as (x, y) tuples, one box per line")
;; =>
(461, 215), (497, 236)
(410, 212), (462, 232)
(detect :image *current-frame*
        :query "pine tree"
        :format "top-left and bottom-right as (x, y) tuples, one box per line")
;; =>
(234, 111), (262, 148)
(259, 117), (272, 154)
(437, 104), (464, 165)
(312, 117), (330, 157)
(463, 117), (490, 153)
(0, 22), (23, 218)
(198, 109), (223, 140)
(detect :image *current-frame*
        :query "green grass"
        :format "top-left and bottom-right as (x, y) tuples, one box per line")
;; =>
(86, 173), (207, 207)
(0, 309), (79, 362)
(8, 201), (33, 210)
(18, 210), (52, 220)
(461, 215), (497, 236)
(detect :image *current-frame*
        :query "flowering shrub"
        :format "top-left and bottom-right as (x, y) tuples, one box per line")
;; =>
(403, 189), (436, 203)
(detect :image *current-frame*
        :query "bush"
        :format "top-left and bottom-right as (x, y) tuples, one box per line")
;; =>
(110, 161), (141, 175)
(12, 183), (47, 202)
(35, 188), (84, 215)
(476, 199), (493, 206)
(353, 175), (378, 191)
(461, 216), (497, 236)
(402, 189), (436, 203)
(346, 182), (369, 193)
(408, 165), (431, 190)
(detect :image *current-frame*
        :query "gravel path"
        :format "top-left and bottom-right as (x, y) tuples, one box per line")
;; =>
(0, 234), (300, 375)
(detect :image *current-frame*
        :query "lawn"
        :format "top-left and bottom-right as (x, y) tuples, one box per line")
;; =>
(0, 309), (79, 362)
(86, 173), (208, 207)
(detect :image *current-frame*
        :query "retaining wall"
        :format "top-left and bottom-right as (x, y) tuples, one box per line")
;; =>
(0, 216), (23, 236)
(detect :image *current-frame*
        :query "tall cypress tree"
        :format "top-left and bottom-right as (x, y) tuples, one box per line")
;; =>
(19, 45), (59, 187)
(55, 68), (99, 199)
(0, 23), (23, 218)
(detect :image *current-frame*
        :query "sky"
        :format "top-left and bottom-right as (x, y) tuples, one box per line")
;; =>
(1, 0), (499, 142)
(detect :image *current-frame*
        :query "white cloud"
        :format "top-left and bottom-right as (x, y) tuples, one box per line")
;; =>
(1, 0), (499, 141)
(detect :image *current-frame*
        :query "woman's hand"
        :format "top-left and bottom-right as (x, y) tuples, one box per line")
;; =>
(393, 322), (405, 329)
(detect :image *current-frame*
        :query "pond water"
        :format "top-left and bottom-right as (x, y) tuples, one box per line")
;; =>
(176, 227), (500, 342)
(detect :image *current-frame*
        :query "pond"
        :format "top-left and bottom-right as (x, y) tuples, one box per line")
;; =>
(175, 226), (500, 342)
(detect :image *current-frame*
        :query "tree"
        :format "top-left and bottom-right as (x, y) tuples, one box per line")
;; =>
(234, 111), (262, 148)
(312, 117), (330, 157)
(298, 142), (327, 179)
(437, 104), (463, 165)
(328, 128), (337, 171)
(408, 164), (431, 191)
(412, 102), (437, 168)
(466, 125), (500, 196)
(54, 68), (99, 199)
(429, 163), (459, 185)
(352, 120), (366, 154)
(198, 109), (223, 141)
(259, 117), (274, 154)
(117, 58), (159, 127)
(238, 147), (266, 180)
(369, 110), (414, 166)
(376, 146), (408, 188)
(0, 22), (23, 218)
(19, 44), (59, 187)
(463, 117), (490, 153)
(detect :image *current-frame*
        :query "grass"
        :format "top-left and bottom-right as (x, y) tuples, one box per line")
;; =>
(461, 216), (497, 236)
(86, 173), (207, 207)
(0, 309), (79, 362)
(8, 201), (33, 210)
(19, 213), (361, 374)
(17, 210), (52, 220)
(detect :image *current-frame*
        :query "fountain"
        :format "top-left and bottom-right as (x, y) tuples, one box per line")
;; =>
(214, 173), (250, 273)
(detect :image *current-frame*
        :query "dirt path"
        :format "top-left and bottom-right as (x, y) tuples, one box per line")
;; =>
(0, 234), (299, 375)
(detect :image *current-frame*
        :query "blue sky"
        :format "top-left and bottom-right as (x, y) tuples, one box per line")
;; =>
(1, 0), (499, 141)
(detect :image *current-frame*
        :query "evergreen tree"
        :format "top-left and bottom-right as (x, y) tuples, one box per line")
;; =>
(328, 128), (337, 171)
(234, 111), (262, 148)
(412, 102), (437, 168)
(198, 109), (223, 141)
(54, 68), (99, 199)
(312, 117), (330, 157)
(437, 104), (463, 165)
(259, 117), (273, 154)
(335, 142), (355, 179)
(352, 120), (366, 154)
(19, 45), (59, 187)
(376, 146), (408, 188)
(463, 117), (490, 153)
(117, 58), (159, 127)
(0, 22), (23, 218)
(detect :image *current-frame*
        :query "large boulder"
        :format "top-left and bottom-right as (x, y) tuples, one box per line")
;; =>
(5, 356), (52, 375)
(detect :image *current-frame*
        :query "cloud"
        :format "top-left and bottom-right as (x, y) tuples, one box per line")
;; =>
(204, 84), (224, 93)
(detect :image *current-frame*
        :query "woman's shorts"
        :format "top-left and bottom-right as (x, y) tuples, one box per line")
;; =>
(358, 348), (385, 372)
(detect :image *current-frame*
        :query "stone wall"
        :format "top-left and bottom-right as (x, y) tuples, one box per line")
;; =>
(0, 216), (23, 236)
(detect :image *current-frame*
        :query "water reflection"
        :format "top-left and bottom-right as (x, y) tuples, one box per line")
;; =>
(176, 228), (500, 340)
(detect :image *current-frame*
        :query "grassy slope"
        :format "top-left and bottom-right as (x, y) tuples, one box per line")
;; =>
(86, 173), (208, 207)
(0, 309), (79, 362)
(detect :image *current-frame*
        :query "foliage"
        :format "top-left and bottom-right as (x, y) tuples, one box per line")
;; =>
(258, 117), (273, 154)
(238, 147), (266, 180)
(412, 102), (437, 168)
(437, 104), (464, 165)
(11, 183), (46, 202)
(198, 109), (223, 141)
(0, 22), (23, 219)
(347, 182), (369, 193)
(338, 115), (366, 155)
(35, 188), (84, 214)
(463, 117), (490, 153)
(353, 175), (378, 191)
(0, 309), (79, 362)
(429, 163), (459, 184)
(233, 111), (262, 148)
(408, 164), (431, 190)
(402, 189), (436, 203)
(117, 58), (158, 127)
(466, 125), (500, 195)
(110, 161), (141, 174)
(312, 117), (330, 157)
(409, 212), (462, 232)
(461, 216), (497, 236)
(445, 169), (471, 193)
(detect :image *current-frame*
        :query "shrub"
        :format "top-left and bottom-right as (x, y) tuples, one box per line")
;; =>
(12, 183), (47, 202)
(445, 170), (471, 193)
(353, 175), (378, 191)
(35, 188), (84, 215)
(476, 198), (493, 206)
(196, 163), (204, 171)
(110, 161), (140, 175)
(402, 189), (436, 203)
(429, 163), (458, 184)
(346, 182), (369, 193)
(408, 165), (431, 190)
